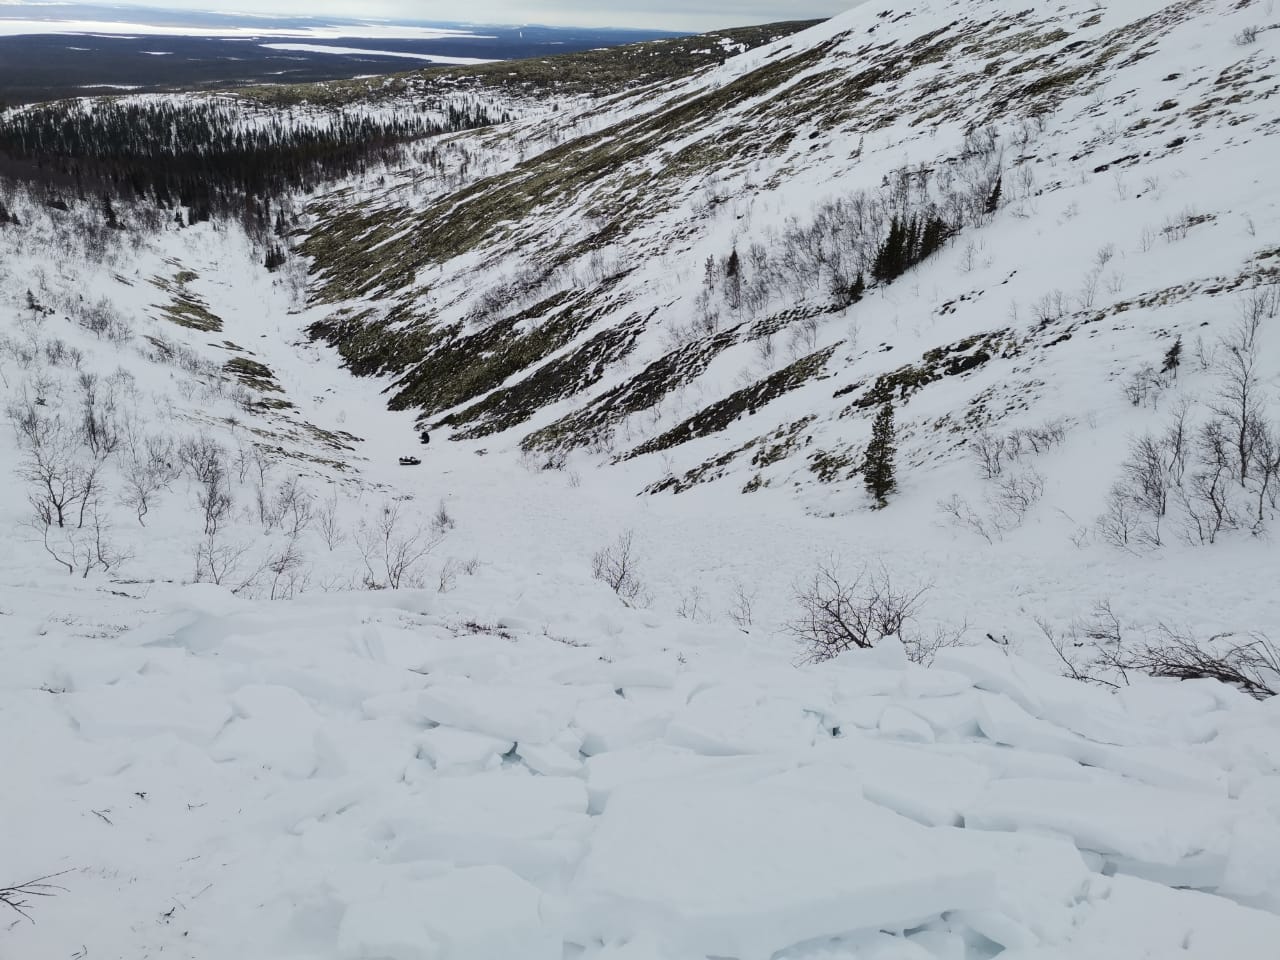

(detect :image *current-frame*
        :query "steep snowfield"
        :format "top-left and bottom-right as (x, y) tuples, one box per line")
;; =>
(2, 0), (1280, 957)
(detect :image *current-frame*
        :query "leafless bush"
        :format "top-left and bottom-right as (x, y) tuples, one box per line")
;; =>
(1096, 482), (1144, 550)
(1100, 431), (1180, 547)
(13, 408), (102, 530)
(1030, 290), (1070, 324)
(193, 534), (252, 587)
(1234, 25), (1260, 45)
(903, 620), (969, 667)
(1211, 310), (1263, 486)
(789, 562), (930, 664)
(177, 435), (224, 487)
(43, 338), (82, 368)
(264, 535), (309, 600)
(676, 585), (705, 621)
(727, 580), (755, 629)
(939, 494), (998, 544)
(970, 430), (1005, 479)
(591, 530), (649, 607)
(1123, 365), (1165, 408)
(1120, 629), (1277, 699)
(433, 498), (456, 534)
(1041, 603), (1278, 700)
(119, 431), (179, 525)
(74, 297), (131, 344)
(940, 466), (1044, 542)
(77, 372), (121, 457)
(259, 475), (313, 536)
(1178, 418), (1240, 543)
(196, 462), (233, 537)
(0, 871), (68, 922)
(317, 489), (345, 550)
(31, 499), (131, 578)
(356, 501), (445, 590)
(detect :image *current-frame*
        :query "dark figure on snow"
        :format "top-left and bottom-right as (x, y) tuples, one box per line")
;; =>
(419, 430), (431, 445)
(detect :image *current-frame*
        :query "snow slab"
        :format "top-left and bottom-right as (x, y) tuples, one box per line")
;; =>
(569, 767), (997, 959)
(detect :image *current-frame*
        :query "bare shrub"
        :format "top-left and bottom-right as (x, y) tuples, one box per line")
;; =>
(940, 467), (1044, 542)
(119, 432), (178, 526)
(939, 494), (998, 544)
(1211, 310), (1263, 486)
(728, 580), (755, 629)
(193, 534), (252, 587)
(591, 530), (649, 607)
(1123, 365), (1165, 408)
(356, 501), (445, 590)
(77, 371), (125, 458)
(433, 498), (456, 534)
(196, 462), (233, 536)
(676, 585), (705, 621)
(1178, 418), (1239, 543)
(177, 435), (224, 486)
(264, 535), (309, 600)
(970, 430), (1005, 479)
(0, 871), (68, 922)
(31, 499), (130, 577)
(1041, 604), (1278, 700)
(1096, 483), (1144, 550)
(789, 562), (929, 664)
(1120, 629), (1277, 699)
(993, 467), (1046, 522)
(317, 489), (345, 550)
(12, 406), (102, 530)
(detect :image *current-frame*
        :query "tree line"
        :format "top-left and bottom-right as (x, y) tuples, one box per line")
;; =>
(0, 97), (506, 224)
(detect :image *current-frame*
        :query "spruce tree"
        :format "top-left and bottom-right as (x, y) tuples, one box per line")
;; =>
(985, 175), (1002, 215)
(862, 403), (897, 509)
(847, 271), (866, 304)
(1161, 335), (1183, 380)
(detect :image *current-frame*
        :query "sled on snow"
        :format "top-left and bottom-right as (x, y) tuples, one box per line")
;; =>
(399, 456), (422, 466)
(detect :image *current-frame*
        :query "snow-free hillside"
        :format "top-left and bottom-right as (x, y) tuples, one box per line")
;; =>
(2, 0), (1280, 958)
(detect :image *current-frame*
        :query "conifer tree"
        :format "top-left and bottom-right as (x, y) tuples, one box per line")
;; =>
(862, 403), (897, 508)
(847, 271), (866, 304)
(985, 175), (1002, 215)
(1161, 335), (1183, 380)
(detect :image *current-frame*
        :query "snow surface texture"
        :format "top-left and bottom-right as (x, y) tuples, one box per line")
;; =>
(5, 587), (1280, 959)
(2, 0), (1280, 957)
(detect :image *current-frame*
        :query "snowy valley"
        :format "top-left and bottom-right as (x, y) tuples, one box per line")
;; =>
(2, 0), (1280, 957)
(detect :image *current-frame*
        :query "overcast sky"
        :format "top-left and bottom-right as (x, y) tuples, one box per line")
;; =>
(125, 1), (853, 31)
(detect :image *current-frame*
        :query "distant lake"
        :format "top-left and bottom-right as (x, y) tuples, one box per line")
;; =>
(0, 5), (685, 103)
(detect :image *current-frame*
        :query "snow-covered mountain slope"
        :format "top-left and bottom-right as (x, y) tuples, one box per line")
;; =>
(304, 0), (1279, 505)
(2, 0), (1280, 958)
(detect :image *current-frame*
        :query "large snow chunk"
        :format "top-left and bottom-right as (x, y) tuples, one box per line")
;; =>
(977, 692), (1226, 793)
(337, 866), (558, 960)
(814, 736), (990, 827)
(569, 768), (993, 959)
(934, 648), (1045, 714)
(516, 740), (583, 777)
(877, 705), (935, 743)
(382, 773), (590, 881)
(666, 684), (821, 756)
(417, 680), (582, 744)
(574, 694), (672, 756)
(583, 743), (786, 813)
(415, 726), (511, 774)
(965, 777), (1239, 867)
(63, 683), (232, 745)
(997, 874), (1280, 959)
(210, 684), (321, 777)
